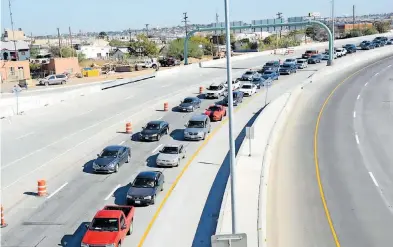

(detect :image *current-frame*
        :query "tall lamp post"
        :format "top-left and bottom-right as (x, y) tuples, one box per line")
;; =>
(223, 0), (238, 234)
(329, 0), (335, 66)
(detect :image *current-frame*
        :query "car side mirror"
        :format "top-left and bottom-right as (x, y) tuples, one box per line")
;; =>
(97, 154), (100, 157)
(184, 124), (188, 127)
(85, 223), (89, 229)
(142, 127), (145, 129)
(180, 101), (183, 103)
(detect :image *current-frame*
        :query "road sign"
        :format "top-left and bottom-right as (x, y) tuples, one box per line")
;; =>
(211, 233), (247, 247)
(12, 85), (22, 95)
(246, 126), (254, 139)
(308, 12), (321, 17)
(252, 19), (284, 32)
(287, 17), (306, 30)
(212, 21), (245, 34)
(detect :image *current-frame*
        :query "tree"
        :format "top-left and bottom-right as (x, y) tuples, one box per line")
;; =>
(166, 38), (203, 60)
(362, 27), (378, 36)
(98, 31), (107, 39)
(373, 21), (390, 33)
(109, 39), (130, 47)
(30, 47), (40, 59)
(49, 46), (77, 58)
(305, 26), (318, 40)
(128, 34), (158, 57)
(190, 36), (212, 55)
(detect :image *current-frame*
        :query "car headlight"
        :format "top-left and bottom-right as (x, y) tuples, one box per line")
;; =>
(81, 243), (88, 247)
(144, 196), (152, 199)
(106, 244), (115, 247)
(151, 134), (158, 137)
(197, 132), (204, 136)
(92, 162), (97, 167)
(108, 162), (116, 167)
(127, 195), (133, 199)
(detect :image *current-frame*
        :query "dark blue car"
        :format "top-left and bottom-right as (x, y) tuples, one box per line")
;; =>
(279, 63), (297, 75)
(262, 70), (279, 80)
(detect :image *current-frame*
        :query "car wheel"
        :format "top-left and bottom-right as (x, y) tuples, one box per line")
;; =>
(202, 133), (206, 140)
(151, 195), (156, 205)
(127, 221), (133, 235)
(152, 64), (157, 69)
(45, 82), (49, 86)
(114, 164), (119, 172)
(176, 159), (180, 167)
(157, 134), (162, 141)
(166, 128), (169, 135)
(61, 80), (66, 85)
(220, 115), (223, 121)
(126, 155), (130, 163)
(118, 243), (121, 247)
(192, 106), (195, 112)
(224, 111), (227, 116)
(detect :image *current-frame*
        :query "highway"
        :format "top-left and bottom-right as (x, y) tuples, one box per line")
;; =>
(267, 54), (393, 247)
(0, 35), (388, 247)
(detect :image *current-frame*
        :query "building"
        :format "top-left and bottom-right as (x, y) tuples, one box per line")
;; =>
(111, 48), (127, 60)
(43, 57), (80, 75)
(0, 60), (30, 82)
(3, 28), (26, 41)
(78, 39), (111, 59)
(336, 23), (373, 33)
(1, 40), (30, 61)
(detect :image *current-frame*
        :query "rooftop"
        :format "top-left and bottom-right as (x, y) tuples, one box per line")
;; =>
(1, 40), (29, 50)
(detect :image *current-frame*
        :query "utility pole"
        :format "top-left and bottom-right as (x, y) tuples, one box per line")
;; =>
(8, 0), (18, 60)
(128, 28), (132, 41)
(352, 5), (356, 29)
(215, 13), (219, 56)
(69, 26), (74, 57)
(182, 12), (189, 36)
(276, 12), (283, 39)
(57, 28), (62, 58)
(145, 24), (149, 36)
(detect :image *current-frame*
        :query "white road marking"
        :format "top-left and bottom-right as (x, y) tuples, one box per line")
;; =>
(364, 82), (368, 86)
(76, 109), (93, 117)
(357, 94), (360, 100)
(119, 141), (125, 145)
(152, 144), (163, 154)
(353, 111), (356, 118)
(46, 182), (68, 199)
(355, 134), (360, 144)
(105, 184), (121, 200)
(369, 172), (379, 187)
(125, 95), (134, 100)
(16, 132), (34, 140)
(157, 116), (163, 120)
(375, 72), (379, 76)
(388, 65), (392, 68)
(160, 84), (171, 88)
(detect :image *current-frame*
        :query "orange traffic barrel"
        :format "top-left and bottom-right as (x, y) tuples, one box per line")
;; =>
(1, 206), (7, 228)
(199, 86), (203, 94)
(164, 102), (169, 111)
(126, 122), (132, 134)
(37, 180), (47, 197)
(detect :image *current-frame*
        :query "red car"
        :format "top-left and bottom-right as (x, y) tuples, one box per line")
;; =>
(81, 205), (135, 247)
(205, 105), (226, 121)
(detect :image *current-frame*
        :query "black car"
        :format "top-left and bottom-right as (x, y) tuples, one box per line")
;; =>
(373, 41), (384, 47)
(262, 61), (280, 72)
(158, 57), (177, 67)
(222, 91), (244, 106)
(343, 44), (357, 53)
(92, 145), (131, 173)
(178, 97), (201, 112)
(387, 39), (393, 45)
(308, 54), (322, 64)
(279, 63), (297, 75)
(360, 42), (375, 50)
(139, 120), (170, 141)
(126, 171), (165, 205)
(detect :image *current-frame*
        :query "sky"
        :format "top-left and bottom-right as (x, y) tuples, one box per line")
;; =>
(1, 0), (392, 35)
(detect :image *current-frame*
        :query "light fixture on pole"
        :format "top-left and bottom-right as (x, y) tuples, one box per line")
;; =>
(223, 0), (238, 234)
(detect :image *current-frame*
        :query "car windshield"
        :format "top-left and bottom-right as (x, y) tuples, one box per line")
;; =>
(100, 150), (118, 157)
(132, 177), (155, 188)
(161, 146), (179, 154)
(183, 98), (193, 103)
(188, 120), (204, 128)
(244, 71), (253, 75)
(282, 64), (291, 67)
(305, 50), (314, 54)
(210, 86), (220, 91)
(242, 85), (252, 89)
(265, 63), (274, 66)
(264, 71), (272, 74)
(297, 60), (304, 63)
(209, 106), (221, 111)
(311, 55), (319, 58)
(90, 218), (119, 231)
(285, 59), (294, 62)
(146, 123), (160, 130)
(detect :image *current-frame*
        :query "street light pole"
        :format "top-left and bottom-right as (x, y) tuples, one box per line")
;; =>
(223, 0), (238, 234)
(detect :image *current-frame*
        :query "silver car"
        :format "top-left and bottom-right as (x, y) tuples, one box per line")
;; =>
(156, 144), (186, 167)
(38, 74), (68, 85)
(184, 114), (211, 141)
(241, 70), (258, 81)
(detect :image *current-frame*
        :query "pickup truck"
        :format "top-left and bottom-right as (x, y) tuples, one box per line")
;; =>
(81, 205), (135, 247)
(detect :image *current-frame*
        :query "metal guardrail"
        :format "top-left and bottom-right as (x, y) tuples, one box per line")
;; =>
(100, 74), (156, 90)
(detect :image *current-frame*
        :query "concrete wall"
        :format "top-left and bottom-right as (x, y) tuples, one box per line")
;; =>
(0, 60), (30, 81)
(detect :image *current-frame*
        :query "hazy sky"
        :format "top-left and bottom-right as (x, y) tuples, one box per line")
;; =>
(1, 0), (392, 35)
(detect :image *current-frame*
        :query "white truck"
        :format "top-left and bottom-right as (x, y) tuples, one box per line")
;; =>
(136, 59), (160, 69)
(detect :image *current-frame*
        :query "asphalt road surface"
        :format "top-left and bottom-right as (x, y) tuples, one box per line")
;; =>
(0, 38), (385, 247)
(267, 54), (393, 247)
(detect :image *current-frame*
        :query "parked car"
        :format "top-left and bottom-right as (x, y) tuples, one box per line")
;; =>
(239, 83), (257, 96)
(241, 70), (259, 81)
(296, 59), (308, 69)
(126, 171), (165, 205)
(205, 82), (226, 99)
(92, 145), (131, 173)
(204, 104), (226, 121)
(81, 205), (135, 247)
(184, 114), (211, 141)
(262, 70), (279, 80)
(178, 97), (201, 112)
(222, 91), (244, 106)
(38, 74), (68, 86)
(158, 57), (178, 67)
(343, 44), (357, 53)
(302, 49), (318, 59)
(156, 144), (187, 167)
(308, 54), (322, 64)
(136, 59), (159, 69)
(139, 121), (170, 141)
(279, 63), (297, 75)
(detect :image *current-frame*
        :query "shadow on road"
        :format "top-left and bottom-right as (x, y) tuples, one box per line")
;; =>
(169, 129), (186, 141)
(114, 183), (131, 205)
(146, 153), (159, 168)
(60, 222), (89, 247)
(191, 103), (268, 247)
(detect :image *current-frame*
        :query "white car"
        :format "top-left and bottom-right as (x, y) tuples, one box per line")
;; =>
(205, 82), (226, 99)
(224, 80), (240, 90)
(239, 83), (257, 96)
(335, 48), (347, 57)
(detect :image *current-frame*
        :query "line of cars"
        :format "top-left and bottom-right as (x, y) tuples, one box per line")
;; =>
(80, 35), (392, 247)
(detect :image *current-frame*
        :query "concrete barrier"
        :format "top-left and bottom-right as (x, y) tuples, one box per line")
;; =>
(215, 45), (393, 247)
(100, 74), (155, 90)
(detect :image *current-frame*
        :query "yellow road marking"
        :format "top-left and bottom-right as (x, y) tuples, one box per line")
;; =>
(313, 55), (393, 247)
(137, 85), (262, 246)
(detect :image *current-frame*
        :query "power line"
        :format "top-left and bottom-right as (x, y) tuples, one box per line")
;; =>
(8, 0), (18, 60)
(182, 12), (189, 36)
